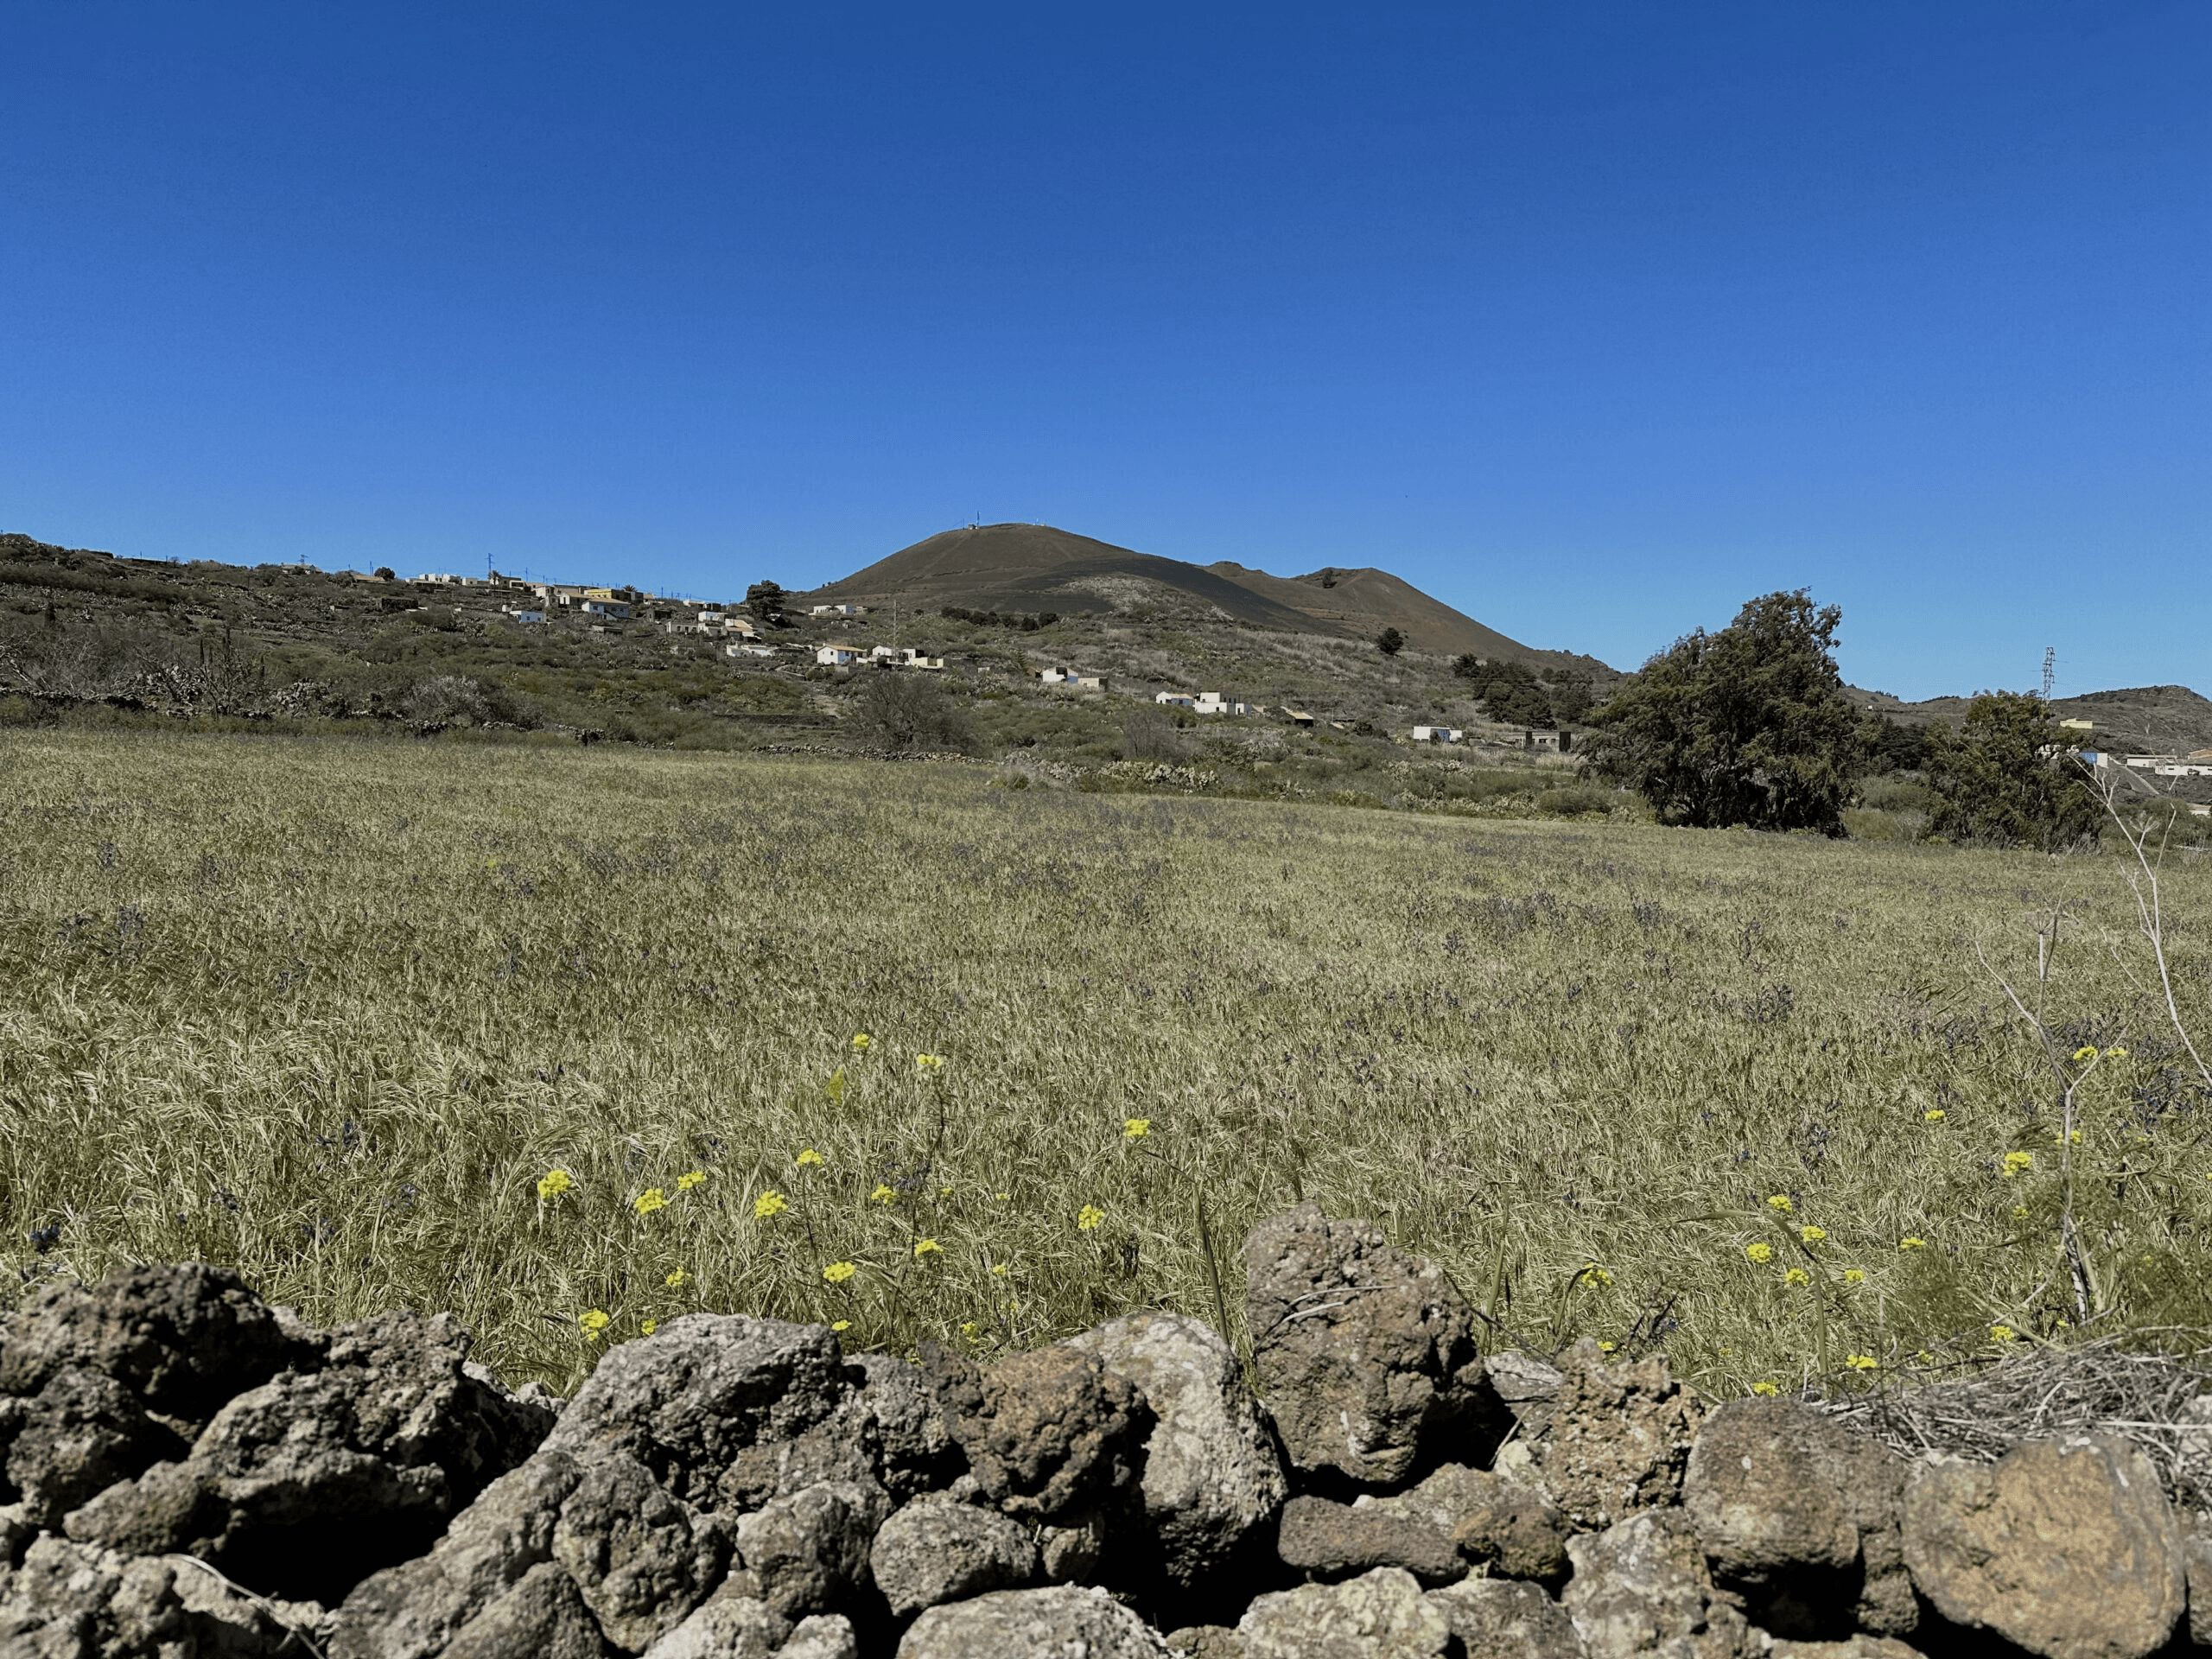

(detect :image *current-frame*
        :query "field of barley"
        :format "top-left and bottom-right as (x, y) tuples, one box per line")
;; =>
(3, 731), (2207, 1399)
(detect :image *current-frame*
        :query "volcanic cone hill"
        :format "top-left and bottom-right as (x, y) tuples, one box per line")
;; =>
(808, 522), (1594, 671)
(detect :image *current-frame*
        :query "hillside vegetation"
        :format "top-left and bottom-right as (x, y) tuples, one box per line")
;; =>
(3, 734), (2206, 1398)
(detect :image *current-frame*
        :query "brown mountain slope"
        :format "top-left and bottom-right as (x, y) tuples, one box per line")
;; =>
(1208, 562), (1570, 662)
(811, 523), (1591, 670)
(1855, 683), (2212, 753)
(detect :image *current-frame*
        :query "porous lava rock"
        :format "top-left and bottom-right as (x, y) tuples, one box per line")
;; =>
(1239, 1566), (1452, 1658)
(731, 1478), (888, 1620)
(0, 1264), (312, 1424)
(1243, 1204), (1488, 1489)
(1276, 1491), (1463, 1586)
(1067, 1310), (1287, 1586)
(868, 1492), (1039, 1617)
(1901, 1434), (2184, 1659)
(919, 1340), (1148, 1522)
(895, 1584), (1172, 1657)
(1683, 1399), (1915, 1638)
(1536, 1339), (1704, 1533)
(1424, 1576), (1586, 1659)
(1562, 1509), (1751, 1659)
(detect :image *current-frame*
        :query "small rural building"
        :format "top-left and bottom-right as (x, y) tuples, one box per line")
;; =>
(810, 603), (864, 617)
(727, 643), (777, 658)
(1155, 692), (1197, 709)
(2058, 718), (2094, 732)
(580, 599), (631, 620)
(503, 608), (547, 625)
(1411, 725), (1463, 743)
(816, 645), (859, 667)
(1525, 729), (1573, 753)
(1039, 666), (1104, 689)
(1284, 709), (1315, 728)
(1193, 693), (1249, 715)
(902, 649), (946, 670)
(869, 645), (902, 660)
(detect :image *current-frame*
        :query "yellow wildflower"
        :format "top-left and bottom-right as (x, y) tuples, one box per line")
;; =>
(1800, 1225), (1827, 1244)
(823, 1261), (857, 1284)
(634, 1188), (668, 1216)
(1077, 1205), (1106, 1231)
(2012, 1205), (2028, 1218)
(2053, 1128), (2081, 1146)
(1783, 1268), (1811, 1288)
(796, 1148), (825, 1167)
(753, 1190), (788, 1220)
(664, 1268), (687, 1288)
(831, 1319), (851, 1332)
(1899, 1236), (1927, 1251)
(1745, 1241), (1774, 1264)
(913, 1238), (944, 1258)
(536, 1168), (574, 1201)
(1844, 1354), (1878, 1370)
(2002, 1151), (2033, 1177)
(1923, 1109), (1946, 1122)
(1843, 1268), (1865, 1285)
(1766, 1194), (1794, 1213)
(677, 1170), (707, 1191)
(578, 1308), (610, 1338)
(960, 1321), (982, 1340)
(852, 1033), (872, 1051)
(916, 1053), (944, 1071)
(939, 1186), (952, 1198)
(2104, 1046), (2127, 1058)
(870, 1184), (898, 1205)
(995, 1192), (1010, 1201)
(641, 1319), (658, 1337)
(1751, 1380), (1781, 1397)
(1597, 1340), (1617, 1353)
(1990, 1324), (2017, 1343)
(2071, 1045), (2098, 1062)
(991, 1262), (1008, 1276)
(1578, 1264), (1614, 1289)
(1123, 1118), (1152, 1139)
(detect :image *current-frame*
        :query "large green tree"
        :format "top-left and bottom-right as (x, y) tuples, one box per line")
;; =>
(1923, 691), (2101, 850)
(1582, 590), (1862, 832)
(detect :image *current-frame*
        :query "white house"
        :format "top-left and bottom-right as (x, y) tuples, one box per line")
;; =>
(810, 603), (864, 617)
(1193, 693), (1249, 715)
(727, 643), (777, 658)
(902, 649), (946, 671)
(1411, 725), (1463, 743)
(1155, 692), (1197, 709)
(816, 645), (859, 667)
(869, 645), (902, 660)
(503, 608), (548, 625)
(580, 599), (631, 620)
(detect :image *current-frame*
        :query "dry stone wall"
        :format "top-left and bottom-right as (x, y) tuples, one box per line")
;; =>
(3, 1207), (2209, 1659)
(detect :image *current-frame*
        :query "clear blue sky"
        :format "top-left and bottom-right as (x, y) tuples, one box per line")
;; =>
(3, 4), (2204, 698)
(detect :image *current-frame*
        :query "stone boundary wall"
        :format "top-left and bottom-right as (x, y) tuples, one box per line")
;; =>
(3, 1201), (2209, 1659)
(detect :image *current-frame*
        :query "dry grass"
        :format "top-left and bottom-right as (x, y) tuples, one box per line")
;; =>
(1, 730), (2208, 1399)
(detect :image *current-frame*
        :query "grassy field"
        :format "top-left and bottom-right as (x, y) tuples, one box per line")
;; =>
(3, 730), (2207, 1400)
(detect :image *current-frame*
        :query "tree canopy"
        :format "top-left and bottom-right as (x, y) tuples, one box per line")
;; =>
(1923, 691), (2101, 850)
(1582, 590), (1862, 833)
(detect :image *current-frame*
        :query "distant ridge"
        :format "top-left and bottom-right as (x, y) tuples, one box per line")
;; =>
(812, 523), (1594, 669)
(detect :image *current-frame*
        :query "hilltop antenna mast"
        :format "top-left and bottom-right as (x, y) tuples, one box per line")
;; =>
(2041, 646), (2056, 701)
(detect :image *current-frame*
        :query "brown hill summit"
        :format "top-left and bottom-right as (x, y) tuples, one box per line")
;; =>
(812, 522), (1592, 668)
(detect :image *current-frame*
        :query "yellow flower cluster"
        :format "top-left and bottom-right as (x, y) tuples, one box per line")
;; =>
(913, 1238), (943, 1258)
(916, 1053), (944, 1072)
(1842, 1268), (1865, 1285)
(634, 1188), (668, 1216)
(2001, 1152), (2033, 1178)
(677, 1170), (707, 1191)
(823, 1261), (857, 1284)
(852, 1033), (872, 1051)
(1766, 1194), (1793, 1214)
(1783, 1268), (1811, 1288)
(1123, 1118), (1152, 1139)
(1077, 1205), (1106, 1232)
(537, 1168), (574, 1201)
(1990, 1324), (2017, 1343)
(870, 1184), (898, 1205)
(664, 1268), (687, 1288)
(1898, 1236), (1927, 1251)
(1800, 1225), (1827, 1244)
(1844, 1354), (1878, 1371)
(1923, 1109), (1946, 1122)
(641, 1319), (659, 1336)
(753, 1191), (788, 1220)
(796, 1148), (825, 1167)
(1577, 1264), (1614, 1290)
(578, 1308), (609, 1338)
(1751, 1381), (1781, 1397)
(1745, 1241), (1774, 1264)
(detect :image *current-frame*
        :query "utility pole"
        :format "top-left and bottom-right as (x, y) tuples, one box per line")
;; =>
(2042, 646), (2056, 701)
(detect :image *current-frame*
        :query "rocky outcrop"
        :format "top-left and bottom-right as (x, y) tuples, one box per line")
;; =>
(5, 1215), (2208, 1659)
